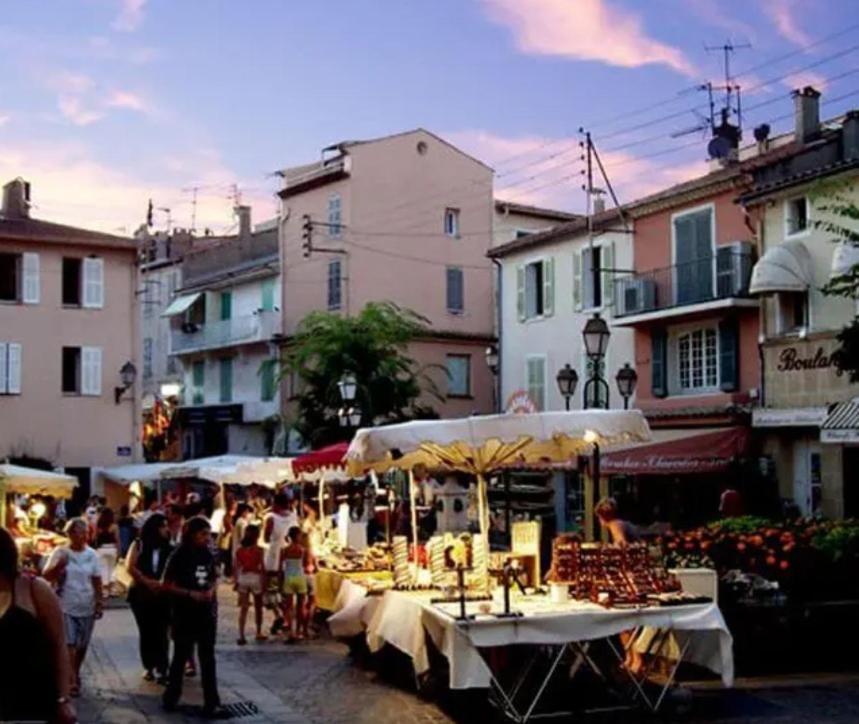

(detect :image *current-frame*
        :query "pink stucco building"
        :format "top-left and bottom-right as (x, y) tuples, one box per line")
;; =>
(277, 129), (497, 422)
(0, 178), (140, 497)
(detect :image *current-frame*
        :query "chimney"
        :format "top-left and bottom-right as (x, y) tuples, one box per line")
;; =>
(793, 86), (821, 144)
(2, 178), (31, 219)
(236, 205), (252, 242)
(843, 110), (859, 161)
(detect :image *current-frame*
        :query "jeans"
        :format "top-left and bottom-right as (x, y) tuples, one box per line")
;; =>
(128, 588), (169, 673)
(163, 616), (219, 710)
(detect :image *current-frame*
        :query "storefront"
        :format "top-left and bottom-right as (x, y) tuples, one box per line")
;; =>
(753, 333), (859, 518)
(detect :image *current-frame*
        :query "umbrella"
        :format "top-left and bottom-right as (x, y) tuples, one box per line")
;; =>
(345, 410), (651, 554)
(0, 464), (79, 499)
(291, 442), (353, 514)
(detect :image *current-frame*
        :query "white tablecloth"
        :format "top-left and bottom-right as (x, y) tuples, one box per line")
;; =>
(330, 586), (734, 691)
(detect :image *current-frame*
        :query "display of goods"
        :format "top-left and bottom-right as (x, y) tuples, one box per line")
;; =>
(470, 533), (490, 593)
(549, 535), (580, 583)
(392, 536), (411, 589)
(428, 536), (446, 586)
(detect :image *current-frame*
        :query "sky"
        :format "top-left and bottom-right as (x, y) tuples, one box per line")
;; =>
(2, 0), (859, 235)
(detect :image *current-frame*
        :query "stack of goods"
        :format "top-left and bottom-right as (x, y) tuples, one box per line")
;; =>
(428, 536), (446, 587)
(469, 533), (490, 594)
(392, 536), (412, 589)
(549, 535), (580, 585)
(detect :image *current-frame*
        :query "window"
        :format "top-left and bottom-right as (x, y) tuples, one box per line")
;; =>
(446, 266), (464, 313)
(444, 208), (460, 238)
(673, 206), (714, 304)
(677, 327), (718, 392)
(786, 196), (809, 237)
(191, 360), (205, 404)
(261, 278), (275, 312)
(328, 193), (342, 238)
(526, 356), (546, 411)
(260, 359), (278, 402)
(582, 246), (602, 309)
(327, 260), (342, 310)
(219, 357), (233, 403)
(62, 258), (82, 305)
(82, 257), (103, 308)
(0, 342), (22, 394)
(446, 354), (471, 397)
(0, 252), (38, 304)
(62, 346), (101, 395)
(776, 291), (808, 335)
(143, 337), (153, 380)
(220, 291), (232, 321)
(519, 258), (555, 320)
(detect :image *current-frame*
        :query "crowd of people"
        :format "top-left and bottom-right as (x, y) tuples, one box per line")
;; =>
(0, 483), (325, 722)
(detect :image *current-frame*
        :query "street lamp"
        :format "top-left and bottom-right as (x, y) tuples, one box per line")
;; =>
(582, 314), (610, 409)
(339, 406), (362, 428)
(114, 361), (137, 404)
(615, 362), (638, 410)
(555, 364), (579, 411)
(485, 345), (499, 376)
(337, 373), (357, 403)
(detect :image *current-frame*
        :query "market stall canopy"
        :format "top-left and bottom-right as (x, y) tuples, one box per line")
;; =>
(161, 292), (202, 317)
(0, 464), (78, 498)
(830, 242), (859, 280)
(291, 442), (351, 482)
(345, 410), (652, 477)
(601, 426), (750, 475)
(160, 455), (272, 484)
(821, 399), (859, 443)
(100, 462), (177, 483)
(749, 240), (814, 295)
(231, 457), (293, 488)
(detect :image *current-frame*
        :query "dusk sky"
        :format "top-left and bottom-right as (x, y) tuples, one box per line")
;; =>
(3, 0), (859, 234)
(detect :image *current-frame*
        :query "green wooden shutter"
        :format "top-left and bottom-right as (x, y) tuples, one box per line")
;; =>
(602, 242), (615, 313)
(572, 252), (583, 311)
(260, 359), (277, 401)
(220, 291), (232, 320)
(219, 358), (233, 402)
(542, 257), (555, 317)
(516, 265), (526, 321)
(651, 328), (667, 398)
(261, 279), (275, 311)
(719, 318), (739, 392)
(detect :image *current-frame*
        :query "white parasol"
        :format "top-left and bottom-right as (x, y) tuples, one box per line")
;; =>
(0, 464), (79, 499)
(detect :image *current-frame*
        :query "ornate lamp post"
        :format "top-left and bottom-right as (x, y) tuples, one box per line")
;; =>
(555, 363), (579, 411)
(582, 313), (611, 410)
(337, 372), (361, 429)
(615, 362), (638, 410)
(485, 345), (499, 413)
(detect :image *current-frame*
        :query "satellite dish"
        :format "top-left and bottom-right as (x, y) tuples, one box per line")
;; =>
(708, 136), (733, 160)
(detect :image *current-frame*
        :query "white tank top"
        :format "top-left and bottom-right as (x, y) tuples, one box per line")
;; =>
(264, 511), (295, 571)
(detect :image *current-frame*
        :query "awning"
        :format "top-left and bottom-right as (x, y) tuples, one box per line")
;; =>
(749, 240), (814, 295)
(99, 462), (177, 483)
(0, 464), (79, 498)
(830, 242), (859, 280)
(292, 442), (350, 480)
(601, 426), (750, 475)
(821, 400), (859, 443)
(161, 292), (202, 317)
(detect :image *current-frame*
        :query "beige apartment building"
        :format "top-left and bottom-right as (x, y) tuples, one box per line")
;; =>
(0, 178), (140, 498)
(278, 129), (504, 423)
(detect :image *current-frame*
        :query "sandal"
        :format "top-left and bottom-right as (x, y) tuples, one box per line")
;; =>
(237, 637), (247, 646)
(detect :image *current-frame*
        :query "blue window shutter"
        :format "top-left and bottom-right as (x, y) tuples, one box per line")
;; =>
(719, 318), (739, 392)
(651, 328), (667, 398)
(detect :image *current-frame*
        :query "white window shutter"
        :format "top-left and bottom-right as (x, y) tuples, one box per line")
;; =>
(0, 343), (7, 394)
(516, 266), (526, 322)
(83, 258), (104, 308)
(22, 253), (40, 304)
(542, 257), (555, 317)
(572, 252), (583, 311)
(7, 343), (21, 394)
(602, 241), (615, 313)
(82, 346), (102, 396)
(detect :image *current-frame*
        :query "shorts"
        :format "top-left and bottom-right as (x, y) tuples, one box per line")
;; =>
(305, 573), (316, 595)
(282, 575), (308, 596)
(236, 573), (263, 596)
(64, 614), (96, 650)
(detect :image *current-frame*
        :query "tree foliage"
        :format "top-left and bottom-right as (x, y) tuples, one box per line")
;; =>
(281, 302), (442, 447)
(814, 181), (859, 382)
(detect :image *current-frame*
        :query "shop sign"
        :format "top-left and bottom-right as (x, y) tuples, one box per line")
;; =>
(505, 390), (538, 415)
(752, 407), (828, 428)
(821, 428), (859, 444)
(776, 346), (844, 376)
(116, 446), (132, 457)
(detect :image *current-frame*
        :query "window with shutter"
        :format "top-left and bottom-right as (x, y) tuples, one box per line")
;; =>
(220, 291), (232, 320)
(82, 258), (104, 308)
(22, 253), (40, 304)
(526, 356), (546, 411)
(192, 360), (205, 404)
(651, 329), (667, 398)
(219, 358), (233, 402)
(523, 261), (544, 319)
(446, 266), (464, 313)
(445, 354), (471, 397)
(6, 343), (21, 394)
(719, 318), (739, 392)
(327, 260), (342, 310)
(572, 252), (582, 311)
(516, 266), (526, 322)
(62, 347), (81, 393)
(260, 359), (277, 402)
(602, 242), (615, 312)
(582, 246), (602, 309)
(81, 346), (102, 396)
(328, 193), (342, 238)
(0, 343), (7, 394)
(261, 278), (275, 311)
(542, 257), (555, 317)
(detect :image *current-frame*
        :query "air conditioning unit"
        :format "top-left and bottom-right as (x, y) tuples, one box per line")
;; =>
(617, 278), (657, 315)
(717, 241), (755, 297)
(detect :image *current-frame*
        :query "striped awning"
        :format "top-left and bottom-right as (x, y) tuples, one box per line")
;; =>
(821, 400), (859, 443)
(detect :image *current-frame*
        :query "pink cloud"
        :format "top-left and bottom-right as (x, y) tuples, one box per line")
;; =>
(762, 0), (811, 46)
(481, 0), (696, 76)
(57, 95), (103, 126)
(113, 0), (147, 32)
(782, 70), (828, 92)
(106, 90), (147, 112)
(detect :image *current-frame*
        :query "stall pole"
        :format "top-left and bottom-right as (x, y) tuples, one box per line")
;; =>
(583, 467), (595, 542)
(318, 478), (325, 518)
(476, 472), (489, 545)
(156, 479), (163, 504)
(408, 468), (419, 575)
(0, 481), (6, 528)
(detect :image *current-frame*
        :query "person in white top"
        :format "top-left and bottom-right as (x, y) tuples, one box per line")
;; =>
(43, 518), (103, 698)
(263, 492), (297, 633)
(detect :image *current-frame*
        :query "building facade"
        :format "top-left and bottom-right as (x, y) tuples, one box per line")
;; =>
(165, 208), (281, 458)
(0, 178), (140, 496)
(741, 91), (859, 518)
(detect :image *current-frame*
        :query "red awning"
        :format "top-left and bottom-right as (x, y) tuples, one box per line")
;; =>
(291, 441), (350, 475)
(601, 427), (750, 476)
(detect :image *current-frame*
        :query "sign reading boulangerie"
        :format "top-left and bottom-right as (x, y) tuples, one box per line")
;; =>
(776, 346), (843, 375)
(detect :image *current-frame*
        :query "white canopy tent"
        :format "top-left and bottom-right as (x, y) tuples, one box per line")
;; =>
(101, 456), (293, 488)
(749, 240), (814, 295)
(0, 464), (79, 498)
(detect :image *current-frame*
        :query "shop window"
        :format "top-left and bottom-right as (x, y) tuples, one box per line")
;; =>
(785, 196), (809, 237)
(446, 354), (471, 397)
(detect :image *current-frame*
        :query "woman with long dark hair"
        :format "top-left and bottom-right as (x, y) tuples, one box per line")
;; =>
(161, 516), (223, 717)
(127, 512), (173, 683)
(0, 528), (76, 723)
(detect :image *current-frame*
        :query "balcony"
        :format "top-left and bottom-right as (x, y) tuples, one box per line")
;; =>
(170, 310), (281, 354)
(613, 243), (758, 326)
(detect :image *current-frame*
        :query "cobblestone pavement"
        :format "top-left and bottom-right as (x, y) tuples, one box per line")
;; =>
(75, 584), (859, 723)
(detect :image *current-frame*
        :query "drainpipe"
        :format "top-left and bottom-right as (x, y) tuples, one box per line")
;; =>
(491, 257), (503, 413)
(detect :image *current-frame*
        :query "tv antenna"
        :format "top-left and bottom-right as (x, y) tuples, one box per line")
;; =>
(705, 40), (750, 128)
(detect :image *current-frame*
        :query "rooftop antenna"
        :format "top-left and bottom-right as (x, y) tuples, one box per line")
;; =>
(181, 186), (200, 233)
(705, 39), (750, 130)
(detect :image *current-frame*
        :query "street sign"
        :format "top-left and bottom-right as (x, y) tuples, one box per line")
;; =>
(116, 446), (132, 457)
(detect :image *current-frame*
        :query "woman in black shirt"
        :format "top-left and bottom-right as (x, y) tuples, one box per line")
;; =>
(161, 516), (224, 718)
(127, 513), (173, 682)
